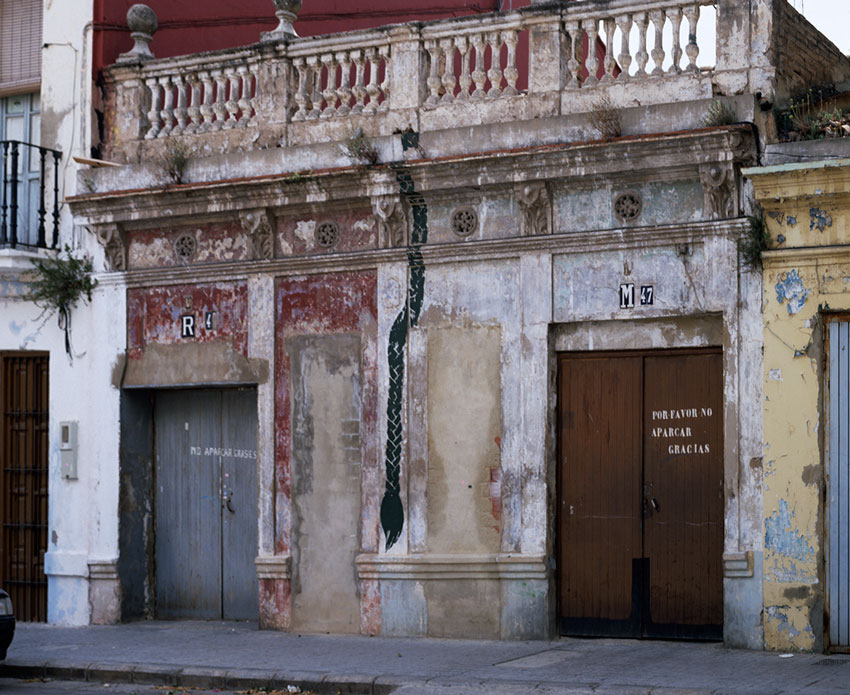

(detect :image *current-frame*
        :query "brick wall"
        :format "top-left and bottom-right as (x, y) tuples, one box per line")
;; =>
(775, 0), (850, 101)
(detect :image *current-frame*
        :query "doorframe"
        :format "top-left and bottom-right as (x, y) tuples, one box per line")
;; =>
(117, 385), (261, 622)
(823, 313), (850, 653)
(0, 350), (49, 622)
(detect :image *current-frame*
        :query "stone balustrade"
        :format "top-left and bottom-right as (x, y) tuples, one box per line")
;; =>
(103, 0), (728, 160)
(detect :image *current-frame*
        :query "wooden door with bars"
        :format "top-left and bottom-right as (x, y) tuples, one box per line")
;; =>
(558, 348), (723, 640)
(0, 353), (49, 622)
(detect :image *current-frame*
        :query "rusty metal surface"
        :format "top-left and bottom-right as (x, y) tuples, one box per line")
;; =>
(0, 353), (48, 622)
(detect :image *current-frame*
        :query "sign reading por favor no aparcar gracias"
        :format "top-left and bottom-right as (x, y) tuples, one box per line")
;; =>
(181, 311), (216, 338)
(651, 407), (714, 456)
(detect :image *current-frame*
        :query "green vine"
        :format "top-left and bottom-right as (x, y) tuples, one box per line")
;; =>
(740, 207), (770, 270)
(25, 246), (98, 359)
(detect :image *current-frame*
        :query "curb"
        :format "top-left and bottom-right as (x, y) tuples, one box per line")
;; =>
(2, 661), (398, 694)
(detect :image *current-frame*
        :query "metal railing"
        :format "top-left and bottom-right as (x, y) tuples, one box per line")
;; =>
(1, 140), (62, 251)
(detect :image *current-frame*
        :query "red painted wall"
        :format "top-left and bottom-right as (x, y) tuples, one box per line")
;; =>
(94, 0), (533, 76)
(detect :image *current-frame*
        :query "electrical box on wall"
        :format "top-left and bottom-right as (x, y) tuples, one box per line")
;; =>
(60, 421), (78, 480)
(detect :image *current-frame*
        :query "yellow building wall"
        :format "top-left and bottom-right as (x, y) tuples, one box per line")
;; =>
(749, 159), (850, 651)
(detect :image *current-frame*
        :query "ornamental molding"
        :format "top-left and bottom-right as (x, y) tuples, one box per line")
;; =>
(91, 222), (127, 271)
(255, 554), (291, 580)
(371, 194), (408, 248)
(699, 163), (737, 220)
(240, 208), (275, 260)
(356, 553), (548, 581)
(515, 182), (551, 236)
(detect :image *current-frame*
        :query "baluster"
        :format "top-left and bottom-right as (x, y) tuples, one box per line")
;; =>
(321, 53), (338, 118)
(351, 50), (367, 114)
(634, 13), (649, 77)
(377, 44), (390, 112)
(616, 15), (633, 80)
(440, 39), (456, 103)
(455, 36), (471, 101)
(224, 68), (241, 127)
(292, 57), (309, 121)
(583, 20), (599, 87)
(212, 71), (228, 130)
(601, 18), (616, 84)
(471, 33), (487, 100)
(683, 5), (700, 72)
(486, 32), (503, 97)
(144, 77), (162, 139)
(502, 30), (519, 95)
(187, 74), (202, 133)
(173, 74), (188, 134)
(199, 71), (215, 131)
(307, 56), (323, 119)
(425, 40), (442, 106)
(237, 65), (253, 125)
(564, 21), (581, 89)
(667, 7), (683, 73)
(158, 76), (175, 137)
(335, 51), (353, 116)
(363, 48), (380, 114)
(650, 10), (666, 75)
(36, 148), (46, 248)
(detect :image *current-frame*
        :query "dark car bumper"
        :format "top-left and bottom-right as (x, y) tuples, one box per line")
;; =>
(0, 614), (14, 660)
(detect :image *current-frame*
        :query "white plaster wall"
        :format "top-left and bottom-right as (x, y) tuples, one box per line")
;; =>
(37, 0), (123, 626)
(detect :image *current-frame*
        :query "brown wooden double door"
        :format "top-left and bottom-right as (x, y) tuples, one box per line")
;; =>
(558, 349), (723, 640)
(0, 353), (48, 622)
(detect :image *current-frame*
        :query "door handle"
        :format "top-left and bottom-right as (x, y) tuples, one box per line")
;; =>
(650, 497), (659, 512)
(225, 491), (235, 514)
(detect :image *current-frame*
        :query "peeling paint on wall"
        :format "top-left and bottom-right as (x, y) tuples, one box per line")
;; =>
(809, 208), (832, 232)
(774, 270), (809, 315)
(765, 499), (816, 583)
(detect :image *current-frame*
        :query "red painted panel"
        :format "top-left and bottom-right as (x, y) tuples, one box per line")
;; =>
(273, 271), (378, 561)
(126, 282), (249, 358)
(95, 0), (531, 75)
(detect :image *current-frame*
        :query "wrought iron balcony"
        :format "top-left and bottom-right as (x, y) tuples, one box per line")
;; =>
(1, 140), (62, 251)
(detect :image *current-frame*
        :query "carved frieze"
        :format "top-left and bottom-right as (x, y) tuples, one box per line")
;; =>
(240, 209), (275, 260)
(699, 163), (737, 220)
(371, 194), (408, 248)
(516, 182), (551, 236)
(92, 223), (127, 271)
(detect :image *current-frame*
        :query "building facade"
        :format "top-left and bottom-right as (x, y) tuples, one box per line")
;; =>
(747, 156), (850, 652)
(13, 0), (850, 650)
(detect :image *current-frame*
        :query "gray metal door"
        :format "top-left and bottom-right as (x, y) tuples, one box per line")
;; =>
(155, 389), (258, 620)
(829, 321), (850, 649)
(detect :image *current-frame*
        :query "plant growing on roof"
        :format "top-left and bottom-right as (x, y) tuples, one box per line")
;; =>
(702, 100), (737, 127)
(25, 246), (98, 359)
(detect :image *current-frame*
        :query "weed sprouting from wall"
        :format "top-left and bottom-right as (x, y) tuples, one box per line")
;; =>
(740, 206), (770, 270)
(702, 100), (737, 127)
(587, 95), (622, 140)
(342, 127), (379, 166)
(161, 140), (190, 184)
(26, 246), (98, 359)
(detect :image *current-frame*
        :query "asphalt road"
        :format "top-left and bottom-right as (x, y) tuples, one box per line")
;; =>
(0, 681), (287, 695)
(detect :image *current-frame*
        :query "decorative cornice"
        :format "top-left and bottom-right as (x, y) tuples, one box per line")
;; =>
(115, 218), (746, 289)
(371, 194), (408, 248)
(69, 127), (757, 228)
(356, 553), (548, 580)
(240, 209), (275, 261)
(91, 222), (127, 272)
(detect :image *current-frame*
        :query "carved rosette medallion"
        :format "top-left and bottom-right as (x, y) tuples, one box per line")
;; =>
(372, 195), (408, 248)
(516, 182), (551, 236)
(241, 209), (274, 260)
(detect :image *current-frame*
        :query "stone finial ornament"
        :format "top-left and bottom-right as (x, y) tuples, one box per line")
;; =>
(261, 0), (302, 41)
(117, 4), (158, 63)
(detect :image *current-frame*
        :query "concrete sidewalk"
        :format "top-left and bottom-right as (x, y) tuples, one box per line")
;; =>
(4, 621), (850, 695)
